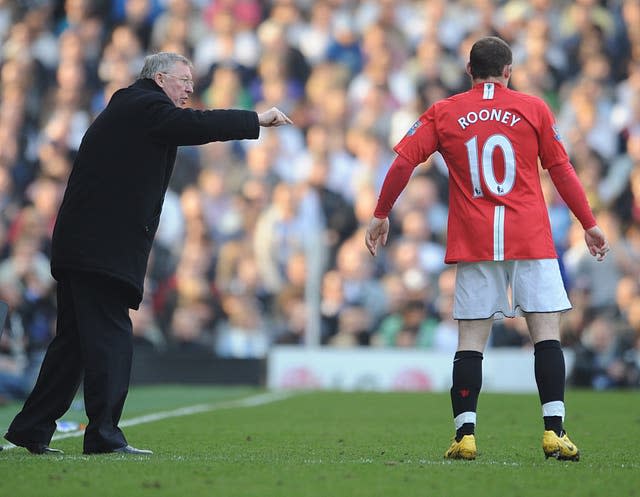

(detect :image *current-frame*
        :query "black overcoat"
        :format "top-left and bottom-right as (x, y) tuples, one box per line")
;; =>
(51, 78), (260, 308)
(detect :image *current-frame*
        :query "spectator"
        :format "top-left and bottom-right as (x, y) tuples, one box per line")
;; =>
(193, 7), (260, 79)
(273, 281), (306, 345)
(334, 237), (387, 325)
(615, 275), (640, 322)
(327, 304), (370, 347)
(253, 182), (319, 297)
(215, 294), (270, 358)
(563, 211), (625, 313)
(318, 270), (346, 344)
(429, 266), (459, 353)
(325, 13), (363, 78)
(373, 299), (439, 348)
(299, 155), (358, 267)
(0, 237), (55, 403)
(169, 304), (214, 352)
(491, 317), (532, 348)
(569, 314), (639, 389)
(118, 0), (156, 50)
(130, 293), (165, 351)
(393, 173), (449, 241)
(150, 0), (206, 55)
(346, 128), (393, 197)
(397, 208), (446, 276)
(198, 167), (243, 244)
(612, 138), (640, 226)
(295, 1), (333, 65)
(293, 122), (355, 199)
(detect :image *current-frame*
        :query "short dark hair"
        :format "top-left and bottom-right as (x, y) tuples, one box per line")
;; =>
(469, 37), (512, 79)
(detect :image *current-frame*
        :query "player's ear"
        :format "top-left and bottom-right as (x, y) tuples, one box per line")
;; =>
(503, 64), (512, 79)
(465, 62), (473, 78)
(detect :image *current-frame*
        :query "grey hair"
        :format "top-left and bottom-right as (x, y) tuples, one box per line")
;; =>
(139, 52), (193, 79)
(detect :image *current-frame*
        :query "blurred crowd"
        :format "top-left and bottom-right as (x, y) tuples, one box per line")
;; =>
(1, 0), (640, 402)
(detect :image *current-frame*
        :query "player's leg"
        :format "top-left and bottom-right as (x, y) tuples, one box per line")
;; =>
(526, 311), (565, 434)
(452, 319), (492, 433)
(512, 259), (579, 461)
(525, 311), (579, 460)
(445, 262), (508, 459)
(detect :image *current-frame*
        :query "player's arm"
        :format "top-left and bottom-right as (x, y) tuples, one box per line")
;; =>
(537, 98), (610, 262)
(366, 108), (437, 257)
(547, 161), (595, 230)
(547, 161), (609, 261)
(365, 154), (417, 256)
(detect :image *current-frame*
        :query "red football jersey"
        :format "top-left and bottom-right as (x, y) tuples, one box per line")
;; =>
(394, 82), (567, 263)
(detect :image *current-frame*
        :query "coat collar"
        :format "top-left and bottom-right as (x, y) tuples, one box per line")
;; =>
(131, 78), (165, 93)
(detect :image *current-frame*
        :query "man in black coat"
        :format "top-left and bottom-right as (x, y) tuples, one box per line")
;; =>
(4, 52), (292, 455)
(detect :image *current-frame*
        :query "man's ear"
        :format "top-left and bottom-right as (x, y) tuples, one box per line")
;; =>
(465, 62), (473, 78)
(153, 72), (164, 87)
(503, 64), (512, 79)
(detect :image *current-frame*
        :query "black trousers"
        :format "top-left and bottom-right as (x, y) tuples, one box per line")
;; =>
(6, 271), (133, 452)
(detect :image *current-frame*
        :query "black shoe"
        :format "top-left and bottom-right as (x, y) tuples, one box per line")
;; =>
(84, 444), (153, 455)
(4, 432), (63, 455)
(113, 445), (153, 455)
(25, 444), (64, 455)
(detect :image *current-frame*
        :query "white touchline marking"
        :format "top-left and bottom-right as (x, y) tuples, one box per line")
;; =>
(1, 390), (293, 451)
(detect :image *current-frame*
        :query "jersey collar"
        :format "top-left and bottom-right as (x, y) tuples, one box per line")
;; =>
(472, 81), (505, 89)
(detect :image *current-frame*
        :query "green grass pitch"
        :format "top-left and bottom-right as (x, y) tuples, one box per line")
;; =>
(1, 386), (639, 497)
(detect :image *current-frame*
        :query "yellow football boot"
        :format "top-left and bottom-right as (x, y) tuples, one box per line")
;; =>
(444, 434), (477, 460)
(542, 430), (580, 461)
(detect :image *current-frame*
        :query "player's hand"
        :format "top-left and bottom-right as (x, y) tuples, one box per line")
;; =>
(365, 217), (390, 257)
(585, 225), (610, 261)
(257, 107), (293, 127)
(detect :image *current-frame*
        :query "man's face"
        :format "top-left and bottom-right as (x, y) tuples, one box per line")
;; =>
(155, 62), (194, 107)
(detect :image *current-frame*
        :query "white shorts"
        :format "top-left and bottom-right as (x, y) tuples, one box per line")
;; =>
(453, 259), (571, 320)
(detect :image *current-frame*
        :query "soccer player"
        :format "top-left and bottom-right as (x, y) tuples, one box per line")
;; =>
(365, 36), (609, 461)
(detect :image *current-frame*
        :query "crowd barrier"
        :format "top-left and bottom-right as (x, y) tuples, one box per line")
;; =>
(267, 346), (576, 393)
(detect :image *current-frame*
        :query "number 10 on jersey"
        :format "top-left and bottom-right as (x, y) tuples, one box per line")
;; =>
(466, 134), (516, 198)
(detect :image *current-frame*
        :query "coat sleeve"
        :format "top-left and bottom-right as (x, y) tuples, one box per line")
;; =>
(142, 95), (260, 146)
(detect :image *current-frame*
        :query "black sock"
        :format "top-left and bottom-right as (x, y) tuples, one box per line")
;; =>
(457, 423), (475, 439)
(534, 339), (565, 436)
(543, 416), (563, 436)
(450, 350), (483, 441)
